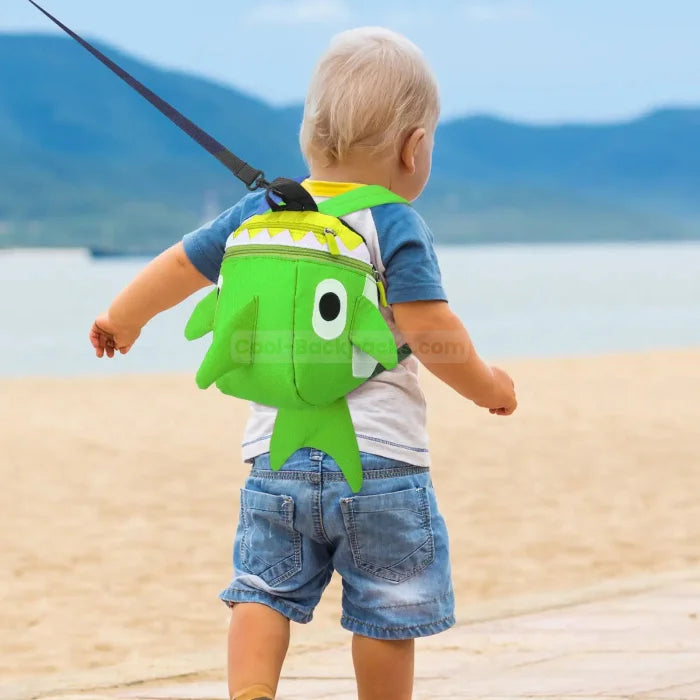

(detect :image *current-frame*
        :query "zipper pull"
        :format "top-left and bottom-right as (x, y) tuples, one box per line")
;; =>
(374, 271), (388, 307)
(323, 228), (340, 255)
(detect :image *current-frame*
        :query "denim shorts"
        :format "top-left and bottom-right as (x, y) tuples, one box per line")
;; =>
(219, 448), (455, 640)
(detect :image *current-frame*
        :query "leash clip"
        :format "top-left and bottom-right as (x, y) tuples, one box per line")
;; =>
(247, 172), (269, 191)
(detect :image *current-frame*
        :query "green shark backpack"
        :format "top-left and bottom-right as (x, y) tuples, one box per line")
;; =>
(185, 183), (411, 492)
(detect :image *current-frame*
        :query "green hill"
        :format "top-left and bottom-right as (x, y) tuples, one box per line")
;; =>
(1, 33), (698, 250)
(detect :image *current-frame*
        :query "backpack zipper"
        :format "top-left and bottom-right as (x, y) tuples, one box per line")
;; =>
(244, 218), (346, 239)
(223, 244), (374, 275)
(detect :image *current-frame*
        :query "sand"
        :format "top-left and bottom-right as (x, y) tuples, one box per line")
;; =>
(2, 349), (699, 682)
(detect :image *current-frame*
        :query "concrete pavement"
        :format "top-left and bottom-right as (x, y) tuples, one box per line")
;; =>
(8, 568), (700, 700)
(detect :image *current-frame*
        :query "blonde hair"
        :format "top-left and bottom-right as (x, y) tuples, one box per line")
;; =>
(300, 27), (440, 164)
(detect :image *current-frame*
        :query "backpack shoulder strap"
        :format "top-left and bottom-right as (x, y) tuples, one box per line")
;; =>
(318, 185), (414, 370)
(318, 185), (409, 218)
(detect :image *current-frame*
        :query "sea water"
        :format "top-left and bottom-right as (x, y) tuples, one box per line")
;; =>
(1, 242), (699, 377)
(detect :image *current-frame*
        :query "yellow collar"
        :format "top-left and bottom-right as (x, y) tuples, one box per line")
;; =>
(302, 179), (365, 197)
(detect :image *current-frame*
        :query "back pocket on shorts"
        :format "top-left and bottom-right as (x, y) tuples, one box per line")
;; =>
(340, 487), (435, 583)
(240, 488), (302, 587)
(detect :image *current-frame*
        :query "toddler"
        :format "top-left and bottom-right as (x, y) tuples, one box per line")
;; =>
(90, 27), (517, 700)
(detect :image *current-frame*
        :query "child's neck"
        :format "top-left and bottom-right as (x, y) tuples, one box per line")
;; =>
(308, 155), (392, 189)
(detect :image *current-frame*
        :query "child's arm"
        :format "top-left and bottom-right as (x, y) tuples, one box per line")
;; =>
(392, 300), (517, 415)
(90, 242), (211, 358)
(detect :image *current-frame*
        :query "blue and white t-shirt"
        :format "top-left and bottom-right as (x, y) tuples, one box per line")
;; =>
(183, 179), (446, 466)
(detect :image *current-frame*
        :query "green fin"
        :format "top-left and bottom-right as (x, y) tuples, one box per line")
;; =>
(270, 399), (364, 493)
(195, 297), (258, 389)
(229, 296), (258, 365)
(349, 296), (398, 370)
(184, 289), (218, 340)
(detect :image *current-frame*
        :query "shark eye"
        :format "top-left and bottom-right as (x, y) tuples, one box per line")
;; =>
(313, 279), (347, 340)
(217, 275), (223, 297)
(319, 293), (340, 321)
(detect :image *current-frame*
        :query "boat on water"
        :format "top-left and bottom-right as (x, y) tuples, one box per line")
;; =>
(89, 247), (161, 259)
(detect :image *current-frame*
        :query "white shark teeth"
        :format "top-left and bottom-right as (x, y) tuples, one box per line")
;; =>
(336, 237), (371, 265)
(225, 229), (251, 248)
(224, 227), (372, 264)
(268, 229), (294, 246)
(296, 232), (327, 252)
(249, 227), (271, 242)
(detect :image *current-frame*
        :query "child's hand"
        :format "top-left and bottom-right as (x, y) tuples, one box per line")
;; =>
(89, 312), (141, 358)
(487, 366), (517, 416)
(87, 243), (210, 359)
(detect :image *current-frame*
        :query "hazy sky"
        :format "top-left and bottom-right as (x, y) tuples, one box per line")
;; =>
(3, 0), (699, 123)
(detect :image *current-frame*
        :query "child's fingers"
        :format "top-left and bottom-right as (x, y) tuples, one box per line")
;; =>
(489, 407), (514, 416)
(95, 333), (130, 358)
(90, 319), (136, 359)
(89, 325), (104, 350)
(90, 322), (117, 359)
(95, 334), (115, 359)
(90, 333), (107, 358)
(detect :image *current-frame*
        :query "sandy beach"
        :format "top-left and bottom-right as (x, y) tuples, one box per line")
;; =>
(2, 349), (699, 683)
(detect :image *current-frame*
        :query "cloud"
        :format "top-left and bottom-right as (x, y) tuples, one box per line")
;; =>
(245, 0), (351, 26)
(462, 1), (535, 22)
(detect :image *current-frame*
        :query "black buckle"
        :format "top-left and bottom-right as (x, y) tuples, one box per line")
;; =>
(247, 172), (269, 191)
(264, 178), (318, 212)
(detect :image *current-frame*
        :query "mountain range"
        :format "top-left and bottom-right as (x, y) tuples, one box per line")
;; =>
(1, 33), (698, 251)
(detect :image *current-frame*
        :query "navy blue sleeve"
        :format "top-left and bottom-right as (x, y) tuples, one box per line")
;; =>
(182, 190), (267, 283)
(371, 204), (447, 304)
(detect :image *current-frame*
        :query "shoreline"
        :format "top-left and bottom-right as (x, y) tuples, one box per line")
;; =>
(3, 238), (700, 259)
(2, 345), (698, 382)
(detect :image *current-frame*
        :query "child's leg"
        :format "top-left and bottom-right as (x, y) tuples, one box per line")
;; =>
(352, 634), (415, 700)
(227, 602), (290, 699)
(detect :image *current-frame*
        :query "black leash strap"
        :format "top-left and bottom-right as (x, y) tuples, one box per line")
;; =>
(26, 0), (269, 191)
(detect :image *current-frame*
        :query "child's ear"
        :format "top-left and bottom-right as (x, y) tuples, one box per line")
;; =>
(400, 127), (426, 175)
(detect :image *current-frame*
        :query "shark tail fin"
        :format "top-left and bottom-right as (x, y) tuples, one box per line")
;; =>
(270, 399), (363, 493)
